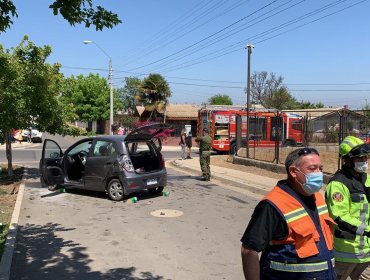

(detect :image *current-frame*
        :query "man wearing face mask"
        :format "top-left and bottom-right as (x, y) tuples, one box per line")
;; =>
(325, 136), (370, 280)
(241, 148), (336, 280)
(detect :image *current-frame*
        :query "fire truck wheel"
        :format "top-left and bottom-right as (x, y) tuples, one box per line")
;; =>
(230, 143), (237, 155)
(283, 140), (296, 147)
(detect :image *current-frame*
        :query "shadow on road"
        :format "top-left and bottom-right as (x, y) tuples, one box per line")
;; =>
(11, 223), (165, 280)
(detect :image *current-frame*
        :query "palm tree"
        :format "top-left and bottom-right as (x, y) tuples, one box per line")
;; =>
(135, 74), (172, 121)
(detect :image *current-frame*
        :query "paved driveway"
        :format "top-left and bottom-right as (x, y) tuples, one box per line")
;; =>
(10, 168), (258, 280)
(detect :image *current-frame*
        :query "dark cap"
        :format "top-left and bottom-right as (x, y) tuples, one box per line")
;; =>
(285, 147), (320, 172)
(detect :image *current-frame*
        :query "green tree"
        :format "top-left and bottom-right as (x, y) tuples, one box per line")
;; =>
(208, 94), (233, 105)
(116, 76), (142, 115)
(262, 87), (298, 110)
(135, 74), (171, 121)
(0, 0), (121, 33)
(60, 73), (122, 123)
(296, 101), (325, 109)
(0, 36), (67, 176)
(249, 72), (282, 105)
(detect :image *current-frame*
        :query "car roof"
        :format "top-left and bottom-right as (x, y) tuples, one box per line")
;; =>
(91, 135), (126, 141)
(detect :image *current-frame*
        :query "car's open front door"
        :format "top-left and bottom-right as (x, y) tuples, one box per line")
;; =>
(39, 139), (64, 187)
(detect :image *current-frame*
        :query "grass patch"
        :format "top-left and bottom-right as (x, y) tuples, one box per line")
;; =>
(0, 224), (9, 261)
(0, 165), (23, 261)
(0, 164), (24, 185)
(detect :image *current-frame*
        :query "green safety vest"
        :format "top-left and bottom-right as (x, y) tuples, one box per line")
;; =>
(325, 169), (370, 263)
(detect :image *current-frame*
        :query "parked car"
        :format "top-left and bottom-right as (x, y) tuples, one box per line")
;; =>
(22, 127), (43, 143)
(39, 123), (169, 201)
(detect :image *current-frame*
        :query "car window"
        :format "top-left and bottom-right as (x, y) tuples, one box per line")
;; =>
(45, 141), (61, 159)
(68, 141), (92, 156)
(92, 140), (115, 157)
(126, 142), (151, 155)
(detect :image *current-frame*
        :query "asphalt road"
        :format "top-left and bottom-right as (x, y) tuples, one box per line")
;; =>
(10, 167), (257, 280)
(0, 132), (191, 168)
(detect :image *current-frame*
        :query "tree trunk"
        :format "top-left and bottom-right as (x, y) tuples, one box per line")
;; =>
(5, 131), (13, 178)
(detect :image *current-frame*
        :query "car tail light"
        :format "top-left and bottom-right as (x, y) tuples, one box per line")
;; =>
(159, 152), (165, 169)
(121, 155), (134, 172)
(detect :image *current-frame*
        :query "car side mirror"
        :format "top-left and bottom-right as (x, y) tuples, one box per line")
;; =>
(49, 152), (60, 159)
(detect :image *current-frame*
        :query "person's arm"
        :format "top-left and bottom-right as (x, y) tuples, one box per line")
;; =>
(241, 244), (260, 280)
(326, 181), (367, 234)
(240, 201), (287, 280)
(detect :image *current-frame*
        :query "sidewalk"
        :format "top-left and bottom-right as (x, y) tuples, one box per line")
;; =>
(0, 142), (37, 150)
(169, 158), (277, 196)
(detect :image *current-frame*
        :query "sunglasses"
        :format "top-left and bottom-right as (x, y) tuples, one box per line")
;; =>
(297, 147), (320, 157)
(349, 144), (370, 158)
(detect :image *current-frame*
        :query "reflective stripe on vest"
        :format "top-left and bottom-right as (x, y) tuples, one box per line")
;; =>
(334, 250), (370, 260)
(335, 202), (368, 260)
(285, 205), (329, 223)
(270, 258), (335, 272)
(318, 204), (329, 215)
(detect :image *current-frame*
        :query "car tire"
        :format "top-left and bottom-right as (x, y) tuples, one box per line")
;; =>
(147, 186), (164, 195)
(107, 179), (125, 201)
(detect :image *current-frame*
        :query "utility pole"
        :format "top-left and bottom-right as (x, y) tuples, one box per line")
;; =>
(109, 58), (113, 135)
(83, 40), (114, 135)
(245, 44), (254, 158)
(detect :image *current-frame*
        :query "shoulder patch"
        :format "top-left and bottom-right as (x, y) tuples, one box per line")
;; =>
(332, 192), (343, 202)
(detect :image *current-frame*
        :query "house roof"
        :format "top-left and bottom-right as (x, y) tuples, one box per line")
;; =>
(136, 104), (201, 120)
(283, 108), (344, 119)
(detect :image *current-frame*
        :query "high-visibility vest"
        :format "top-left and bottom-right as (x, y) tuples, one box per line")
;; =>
(326, 170), (370, 263)
(260, 184), (335, 279)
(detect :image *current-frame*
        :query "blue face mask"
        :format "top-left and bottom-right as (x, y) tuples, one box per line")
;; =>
(296, 169), (324, 195)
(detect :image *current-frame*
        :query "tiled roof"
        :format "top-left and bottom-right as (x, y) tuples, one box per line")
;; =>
(283, 108), (344, 119)
(136, 104), (201, 119)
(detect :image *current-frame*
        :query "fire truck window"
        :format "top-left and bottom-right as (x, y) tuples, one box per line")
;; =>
(292, 121), (302, 130)
(249, 118), (267, 140)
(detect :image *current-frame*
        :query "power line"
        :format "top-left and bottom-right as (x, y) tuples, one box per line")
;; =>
(125, 0), (280, 71)
(157, 0), (354, 73)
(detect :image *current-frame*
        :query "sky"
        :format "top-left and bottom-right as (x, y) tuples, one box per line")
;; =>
(1, 0), (370, 109)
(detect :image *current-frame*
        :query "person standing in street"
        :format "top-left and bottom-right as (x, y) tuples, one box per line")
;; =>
(241, 147), (336, 280)
(195, 128), (212, 181)
(179, 128), (187, 160)
(27, 127), (32, 143)
(186, 131), (193, 159)
(17, 129), (23, 144)
(325, 136), (370, 280)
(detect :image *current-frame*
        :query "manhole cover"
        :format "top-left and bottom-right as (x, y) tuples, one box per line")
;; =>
(150, 209), (184, 218)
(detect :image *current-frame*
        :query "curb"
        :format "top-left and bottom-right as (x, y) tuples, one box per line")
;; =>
(169, 160), (270, 196)
(0, 171), (26, 280)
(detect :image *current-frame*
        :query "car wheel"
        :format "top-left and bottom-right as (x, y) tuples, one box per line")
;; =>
(107, 179), (125, 201)
(147, 186), (164, 195)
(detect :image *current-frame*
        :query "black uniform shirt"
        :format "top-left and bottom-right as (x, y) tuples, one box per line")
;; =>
(240, 181), (319, 252)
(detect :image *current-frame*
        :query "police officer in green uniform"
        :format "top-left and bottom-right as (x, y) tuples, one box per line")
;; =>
(196, 128), (212, 181)
(325, 136), (370, 280)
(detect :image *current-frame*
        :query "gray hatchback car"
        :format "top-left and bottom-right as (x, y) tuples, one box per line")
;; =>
(40, 124), (169, 201)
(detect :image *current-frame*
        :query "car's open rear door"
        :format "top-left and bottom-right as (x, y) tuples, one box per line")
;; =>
(39, 139), (64, 187)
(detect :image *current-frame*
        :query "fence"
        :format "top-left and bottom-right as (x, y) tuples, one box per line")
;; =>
(236, 108), (370, 175)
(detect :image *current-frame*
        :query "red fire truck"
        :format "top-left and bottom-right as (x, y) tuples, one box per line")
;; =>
(198, 107), (304, 154)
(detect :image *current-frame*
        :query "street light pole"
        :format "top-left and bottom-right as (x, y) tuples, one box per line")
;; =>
(83, 40), (114, 135)
(109, 58), (113, 135)
(245, 44), (254, 159)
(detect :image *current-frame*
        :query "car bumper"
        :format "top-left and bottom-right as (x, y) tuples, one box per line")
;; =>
(119, 169), (167, 195)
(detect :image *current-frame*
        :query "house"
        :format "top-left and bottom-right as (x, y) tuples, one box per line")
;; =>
(136, 104), (201, 136)
(283, 107), (370, 142)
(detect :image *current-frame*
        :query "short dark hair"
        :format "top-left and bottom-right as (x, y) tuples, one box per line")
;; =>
(202, 128), (208, 133)
(285, 147), (320, 172)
